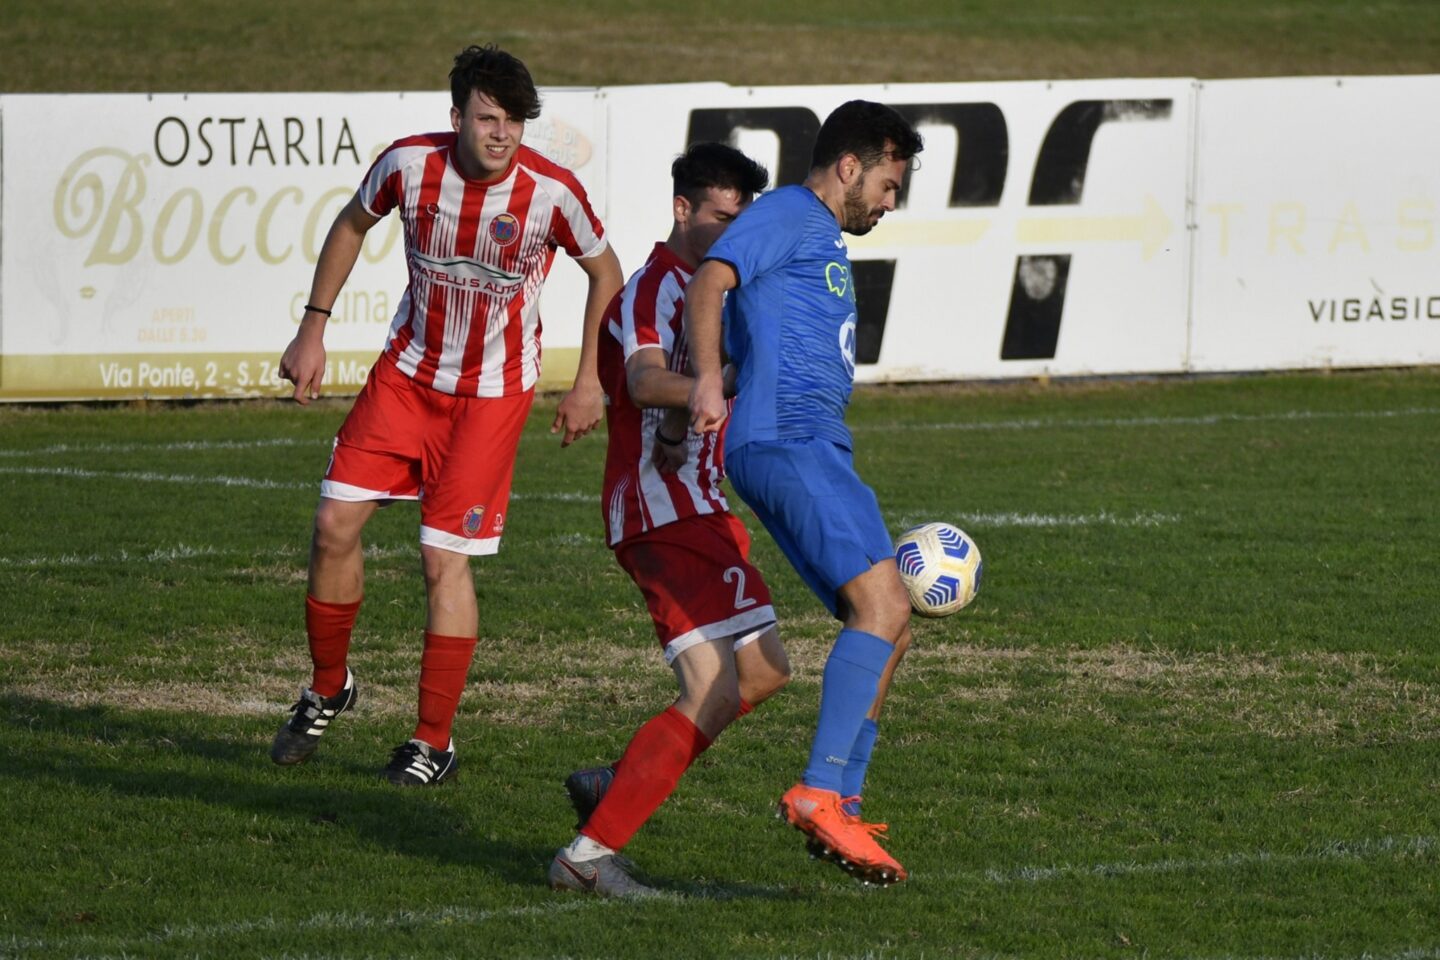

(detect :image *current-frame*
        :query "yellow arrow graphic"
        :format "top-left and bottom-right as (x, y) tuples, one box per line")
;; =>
(1016, 194), (1174, 261)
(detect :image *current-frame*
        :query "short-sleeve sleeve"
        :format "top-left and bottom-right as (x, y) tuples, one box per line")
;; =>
(703, 190), (804, 286)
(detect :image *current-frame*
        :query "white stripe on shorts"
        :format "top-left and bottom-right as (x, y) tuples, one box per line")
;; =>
(663, 605), (777, 665)
(419, 525), (501, 556)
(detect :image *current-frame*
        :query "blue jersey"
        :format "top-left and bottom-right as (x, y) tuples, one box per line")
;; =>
(705, 185), (858, 451)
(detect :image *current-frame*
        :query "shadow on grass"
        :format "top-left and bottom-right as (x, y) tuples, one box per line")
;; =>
(0, 693), (546, 888)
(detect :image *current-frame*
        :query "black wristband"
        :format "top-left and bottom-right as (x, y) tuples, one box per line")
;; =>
(303, 304), (333, 317)
(654, 426), (684, 447)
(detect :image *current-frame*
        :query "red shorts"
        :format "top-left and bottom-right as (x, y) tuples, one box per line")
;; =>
(614, 511), (777, 664)
(321, 354), (534, 556)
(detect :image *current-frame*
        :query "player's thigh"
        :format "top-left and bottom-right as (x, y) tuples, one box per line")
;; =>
(420, 389), (535, 556)
(669, 637), (741, 704)
(323, 358), (428, 501)
(313, 496), (381, 547)
(734, 625), (790, 692)
(728, 439), (894, 616)
(836, 557), (911, 641)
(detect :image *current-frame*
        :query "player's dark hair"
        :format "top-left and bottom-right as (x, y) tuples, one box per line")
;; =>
(450, 44), (542, 120)
(672, 142), (770, 207)
(811, 100), (924, 172)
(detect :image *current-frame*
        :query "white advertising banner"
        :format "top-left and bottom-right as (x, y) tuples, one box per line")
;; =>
(602, 79), (1195, 382)
(1189, 76), (1440, 371)
(5, 77), (1438, 401)
(0, 90), (606, 399)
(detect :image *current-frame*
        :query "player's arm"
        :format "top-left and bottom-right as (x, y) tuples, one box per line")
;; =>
(684, 259), (739, 434)
(552, 244), (624, 447)
(278, 194), (380, 405)
(625, 347), (691, 410)
(628, 347), (695, 474)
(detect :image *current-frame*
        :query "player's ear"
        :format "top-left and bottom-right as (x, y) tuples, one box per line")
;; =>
(450, 104), (462, 134)
(838, 153), (860, 185)
(673, 194), (692, 226)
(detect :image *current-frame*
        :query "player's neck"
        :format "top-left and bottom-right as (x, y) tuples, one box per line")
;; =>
(804, 174), (845, 227)
(664, 232), (699, 269)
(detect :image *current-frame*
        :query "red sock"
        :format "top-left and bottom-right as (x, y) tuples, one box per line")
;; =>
(736, 698), (754, 718)
(582, 706), (712, 851)
(306, 595), (361, 697)
(413, 632), (477, 749)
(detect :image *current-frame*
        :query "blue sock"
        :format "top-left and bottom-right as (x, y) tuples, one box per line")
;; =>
(802, 630), (893, 792)
(840, 718), (879, 815)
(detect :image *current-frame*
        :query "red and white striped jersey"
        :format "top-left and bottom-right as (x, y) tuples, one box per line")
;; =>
(599, 243), (731, 547)
(358, 135), (606, 396)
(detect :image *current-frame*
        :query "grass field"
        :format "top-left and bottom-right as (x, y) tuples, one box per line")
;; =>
(2, 368), (1438, 959)
(2, 3), (1438, 958)
(2, 0), (1437, 92)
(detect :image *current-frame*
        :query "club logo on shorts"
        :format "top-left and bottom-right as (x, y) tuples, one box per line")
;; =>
(462, 505), (486, 537)
(489, 213), (520, 246)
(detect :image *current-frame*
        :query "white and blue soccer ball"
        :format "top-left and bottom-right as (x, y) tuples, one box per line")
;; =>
(894, 522), (983, 618)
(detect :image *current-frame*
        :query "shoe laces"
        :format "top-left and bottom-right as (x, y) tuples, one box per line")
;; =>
(838, 796), (890, 840)
(288, 690), (323, 722)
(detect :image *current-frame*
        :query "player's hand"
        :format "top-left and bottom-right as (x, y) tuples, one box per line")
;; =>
(688, 372), (727, 434)
(552, 378), (603, 447)
(278, 328), (326, 405)
(651, 432), (688, 473)
(651, 410), (690, 473)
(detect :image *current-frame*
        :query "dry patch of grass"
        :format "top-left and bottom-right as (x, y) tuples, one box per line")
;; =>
(903, 643), (1440, 740)
(6, 632), (1434, 740)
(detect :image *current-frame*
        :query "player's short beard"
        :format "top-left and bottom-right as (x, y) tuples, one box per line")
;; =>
(841, 175), (876, 235)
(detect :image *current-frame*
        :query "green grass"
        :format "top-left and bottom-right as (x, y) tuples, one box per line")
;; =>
(2, 369), (1438, 959)
(1, 0), (1437, 92)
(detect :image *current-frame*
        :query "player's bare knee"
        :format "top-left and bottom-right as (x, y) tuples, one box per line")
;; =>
(747, 664), (790, 705)
(850, 595), (910, 643)
(312, 500), (366, 556)
(420, 545), (472, 590)
(737, 629), (790, 704)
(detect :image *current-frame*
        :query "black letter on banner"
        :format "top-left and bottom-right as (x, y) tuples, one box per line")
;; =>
(892, 103), (1008, 208)
(852, 260), (896, 365)
(854, 103), (1009, 363)
(1000, 99), (1171, 360)
(685, 107), (820, 188)
(154, 117), (190, 167)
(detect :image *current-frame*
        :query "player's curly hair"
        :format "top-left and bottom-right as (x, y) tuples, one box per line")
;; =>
(672, 142), (771, 207)
(811, 100), (923, 172)
(450, 44), (542, 120)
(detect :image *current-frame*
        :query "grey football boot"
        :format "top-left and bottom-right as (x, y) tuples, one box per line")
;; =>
(548, 848), (662, 898)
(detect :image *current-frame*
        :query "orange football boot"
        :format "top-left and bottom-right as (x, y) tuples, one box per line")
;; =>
(777, 784), (907, 885)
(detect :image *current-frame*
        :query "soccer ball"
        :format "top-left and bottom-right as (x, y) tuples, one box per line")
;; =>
(894, 522), (983, 618)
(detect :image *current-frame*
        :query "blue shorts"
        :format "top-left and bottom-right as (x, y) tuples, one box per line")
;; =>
(726, 438), (894, 618)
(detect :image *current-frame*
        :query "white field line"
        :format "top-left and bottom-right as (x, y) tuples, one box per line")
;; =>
(7, 836), (1434, 955)
(0, 464), (312, 490)
(0, 535), (603, 569)
(2, 898), (627, 955)
(851, 405), (1440, 435)
(0, 437), (324, 459)
(3, 405), (1435, 463)
(0, 465), (1172, 531)
(0, 542), (402, 568)
(0, 466), (595, 502)
(893, 510), (1180, 529)
(976, 834), (1438, 885)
